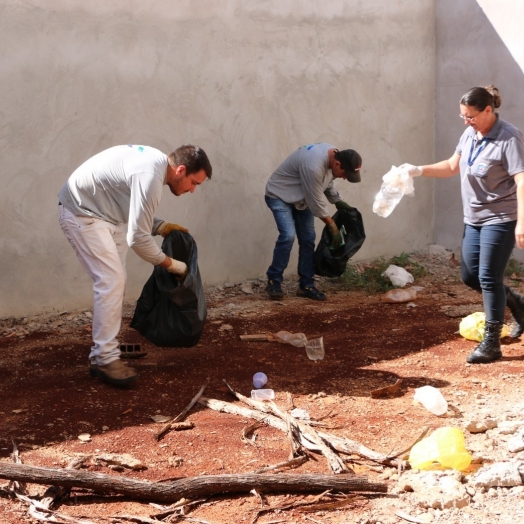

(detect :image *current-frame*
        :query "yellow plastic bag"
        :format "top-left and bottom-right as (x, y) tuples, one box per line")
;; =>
(408, 427), (472, 471)
(459, 312), (508, 342)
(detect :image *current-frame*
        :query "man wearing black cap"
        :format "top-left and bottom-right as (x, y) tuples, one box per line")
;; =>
(264, 143), (362, 301)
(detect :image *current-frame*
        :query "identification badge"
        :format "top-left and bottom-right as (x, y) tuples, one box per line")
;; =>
(477, 163), (488, 175)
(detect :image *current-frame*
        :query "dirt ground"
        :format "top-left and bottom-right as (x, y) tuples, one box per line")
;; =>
(1, 248), (524, 524)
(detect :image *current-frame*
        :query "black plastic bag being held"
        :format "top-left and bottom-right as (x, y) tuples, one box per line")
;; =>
(314, 207), (366, 278)
(131, 230), (207, 347)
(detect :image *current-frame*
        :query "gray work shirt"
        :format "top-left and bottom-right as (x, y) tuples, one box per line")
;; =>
(58, 145), (167, 265)
(456, 115), (524, 226)
(265, 142), (342, 218)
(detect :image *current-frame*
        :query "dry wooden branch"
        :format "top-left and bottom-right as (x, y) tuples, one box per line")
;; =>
(240, 334), (274, 342)
(154, 382), (208, 441)
(0, 463), (387, 503)
(40, 454), (91, 510)
(370, 379), (403, 398)
(198, 396), (409, 466)
(241, 420), (264, 446)
(222, 382), (348, 473)
(253, 455), (308, 474)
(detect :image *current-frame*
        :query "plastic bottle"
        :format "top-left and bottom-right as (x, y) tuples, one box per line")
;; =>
(373, 184), (404, 218)
(373, 165), (415, 218)
(253, 372), (268, 389)
(414, 385), (448, 416)
(251, 389), (275, 401)
(273, 331), (308, 347)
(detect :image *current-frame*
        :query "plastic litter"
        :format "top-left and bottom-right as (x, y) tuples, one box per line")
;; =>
(373, 165), (415, 218)
(408, 427), (472, 471)
(459, 311), (509, 342)
(274, 331), (308, 347)
(414, 385), (448, 416)
(251, 389), (275, 401)
(382, 264), (414, 287)
(381, 288), (417, 303)
(305, 337), (325, 360)
(253, 372), (268, 389)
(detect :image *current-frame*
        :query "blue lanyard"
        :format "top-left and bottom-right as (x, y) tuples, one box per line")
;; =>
(467, 136), (489, 167)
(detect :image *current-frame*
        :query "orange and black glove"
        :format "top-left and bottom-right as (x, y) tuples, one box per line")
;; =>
(157, 221), (189, 237)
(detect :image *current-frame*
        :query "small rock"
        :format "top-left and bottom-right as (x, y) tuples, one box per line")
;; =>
(94, 453), (146, 470)
(151, 415), (171, 423)
(465, 418), (498, 433)
(498, 421), (524, 435)
(290, 408), (310, 420)
(240, 283), (254, 294)
(471, 461), (523, 488)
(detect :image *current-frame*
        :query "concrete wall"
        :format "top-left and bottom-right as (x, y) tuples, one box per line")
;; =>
(0, 0), (435, 318)
(434, 0), (524, 255)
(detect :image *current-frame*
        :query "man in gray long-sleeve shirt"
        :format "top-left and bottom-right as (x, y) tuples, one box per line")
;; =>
(265, 143), (362, 301)
(58, 144), (212, 386)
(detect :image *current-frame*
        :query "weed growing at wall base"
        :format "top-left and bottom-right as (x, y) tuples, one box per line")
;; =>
(505, 257), (524, 282)
(340, 253), (427, 293)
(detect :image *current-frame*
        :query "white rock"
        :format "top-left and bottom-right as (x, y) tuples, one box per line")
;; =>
(508, 435), (524, 453)
(240, 283), (254, 294)
(471, 462), (523, 488)
(290, 408), (310, 420)
(398, 470), (469, 509)
(498, 421), (524, 435)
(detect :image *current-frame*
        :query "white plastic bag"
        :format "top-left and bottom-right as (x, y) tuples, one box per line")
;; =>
(414, 386), (448, 416)
(382, 264), (414, 287)
(373, 165), (415, 218)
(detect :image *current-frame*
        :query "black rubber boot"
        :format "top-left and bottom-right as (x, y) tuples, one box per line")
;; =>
(466, 320), (503, 364)
(505, 286), (524, 338)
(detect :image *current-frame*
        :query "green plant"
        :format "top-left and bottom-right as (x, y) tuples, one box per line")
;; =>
(340, 252), (427, 293)
(505, 257), (524, 279)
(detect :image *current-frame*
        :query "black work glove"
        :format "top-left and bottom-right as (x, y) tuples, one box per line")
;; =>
(327, 222), (343, 250)
(335, 200), (353, 211)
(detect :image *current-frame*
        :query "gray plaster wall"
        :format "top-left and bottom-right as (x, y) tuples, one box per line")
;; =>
(0, 0), (435, 318)
(434, 0), (524, 256)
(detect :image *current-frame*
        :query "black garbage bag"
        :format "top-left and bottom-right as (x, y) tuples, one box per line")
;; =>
(314, 207), (366, 278)
(130, 230), (207, 347)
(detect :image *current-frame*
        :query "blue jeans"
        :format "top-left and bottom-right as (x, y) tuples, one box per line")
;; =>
(461, 221), (516, 323)
(265, 196), (316, 288)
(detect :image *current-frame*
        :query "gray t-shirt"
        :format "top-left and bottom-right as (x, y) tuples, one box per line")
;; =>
(265, 142), (342, 218)
(456, 115), (524, 225)
(58, 145), (167, 265)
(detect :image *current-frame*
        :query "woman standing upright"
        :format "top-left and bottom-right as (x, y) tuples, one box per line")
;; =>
(402, 85), (524, 364)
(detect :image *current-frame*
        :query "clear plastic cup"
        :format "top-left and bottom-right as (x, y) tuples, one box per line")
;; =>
(305, 337), (324, 360)
(253, 372), (268, 389)
(251, 389), (275, 401)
